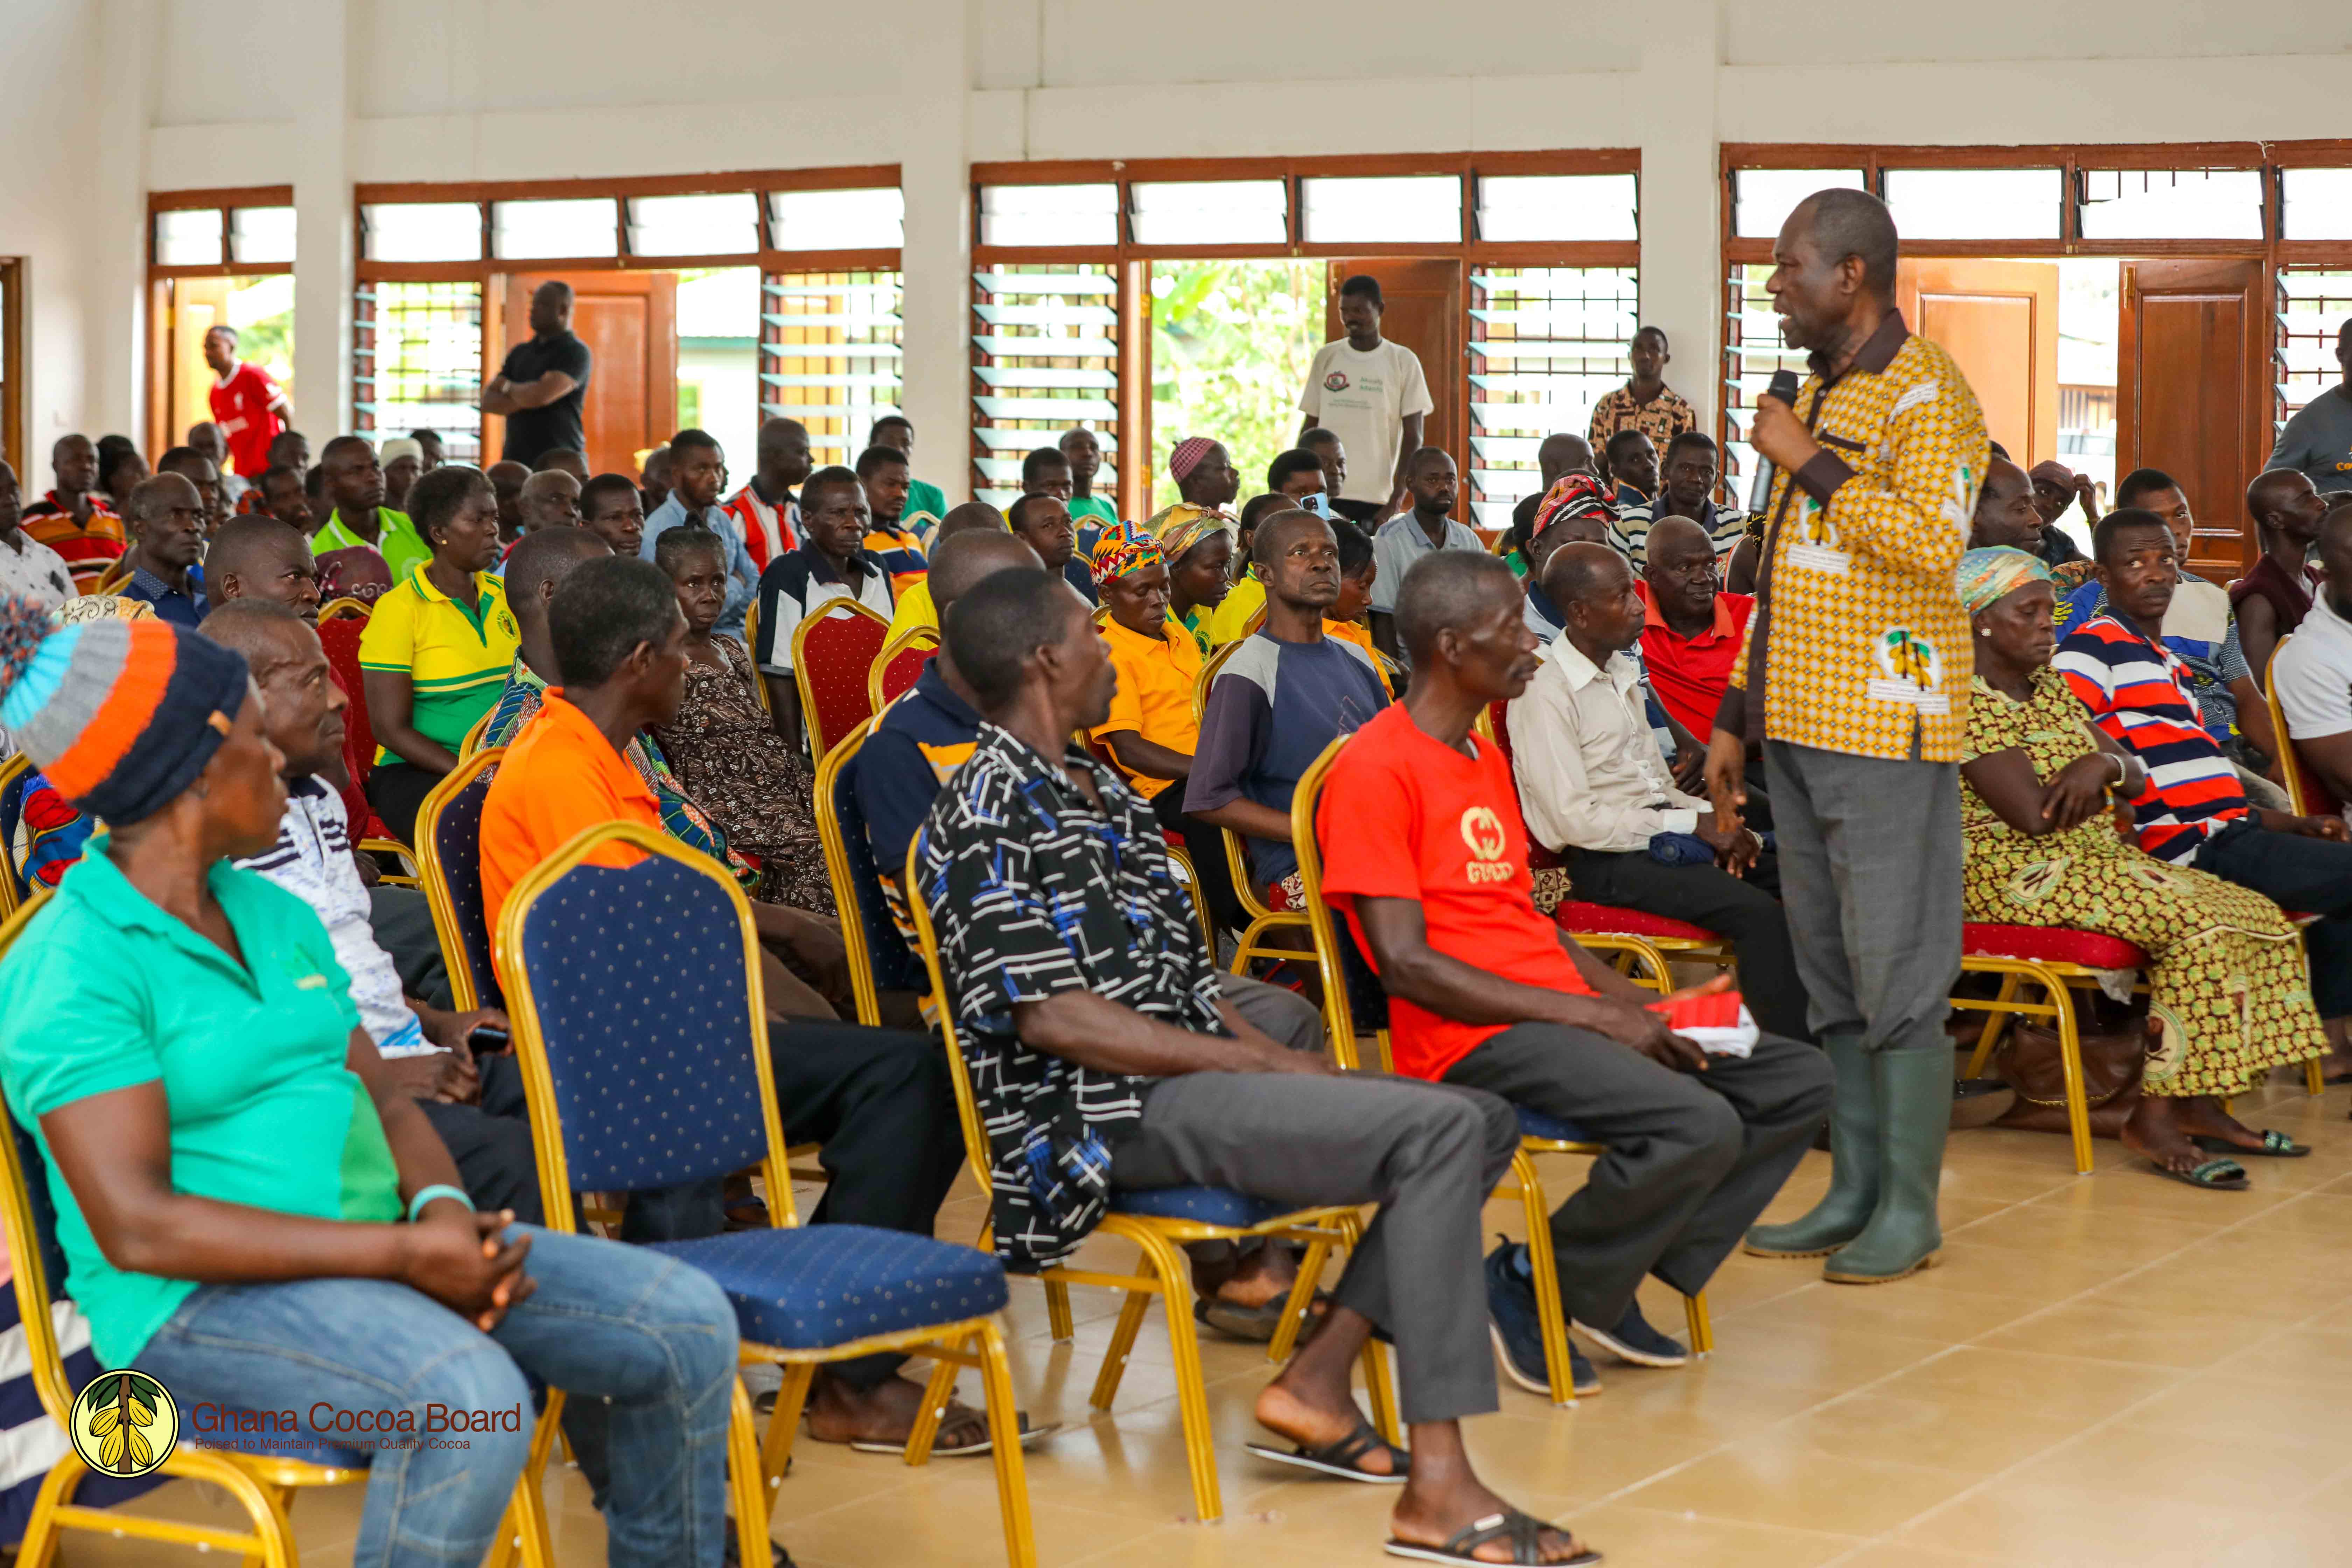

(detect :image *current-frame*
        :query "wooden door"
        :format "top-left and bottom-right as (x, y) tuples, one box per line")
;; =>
(1896, 260), (2059, 470)
(158, 276), (239, 459)
(2118, 259), (2266, 579)
(499, 271), (676, 476)
(1325, 258), (1463, 518)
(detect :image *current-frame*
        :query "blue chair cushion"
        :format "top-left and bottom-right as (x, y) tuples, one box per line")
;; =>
(646, 1225), (1008, 1350)
(1517, 1106), (1596, 1144)
(1111, 1185), (1296, 1229)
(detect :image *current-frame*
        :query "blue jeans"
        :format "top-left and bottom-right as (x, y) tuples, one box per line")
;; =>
(133, 1226), (737, 1568)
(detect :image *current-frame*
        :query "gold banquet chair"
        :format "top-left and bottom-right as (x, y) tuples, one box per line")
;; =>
(1287, 736), (1714, 1405)
(500, 823), (1034, 1567)
(0, 893), (555, 1568)
(904, 840), (1395, 1524)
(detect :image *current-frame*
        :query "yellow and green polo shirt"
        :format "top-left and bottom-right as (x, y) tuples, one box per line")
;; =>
(357, 562), (520, 761)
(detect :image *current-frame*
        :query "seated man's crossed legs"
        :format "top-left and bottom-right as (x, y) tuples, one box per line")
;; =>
(1112, 1067), (1602, 1563)
(1442, 1022), (1832, 1381)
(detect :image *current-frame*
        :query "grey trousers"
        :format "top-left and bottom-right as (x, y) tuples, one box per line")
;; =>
(1110, 1071), (1519, 1426)
(1763, 741), (1962, 1053)
(1444, 1026), (1832, 1328)
(1220, 973), (1324, 1054)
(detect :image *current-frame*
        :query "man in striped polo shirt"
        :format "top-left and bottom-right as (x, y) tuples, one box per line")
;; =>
(2054, 507), (2352, 1030)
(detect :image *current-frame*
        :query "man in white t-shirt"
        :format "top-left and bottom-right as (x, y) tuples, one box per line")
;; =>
(0, 461), (77, 607)
(2272, 499), (2352, 822)
(1297, 274), (1433, 526)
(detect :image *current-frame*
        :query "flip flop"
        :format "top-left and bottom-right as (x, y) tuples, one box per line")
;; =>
(1196, 1289), (1331, 1343)
(1385, 1507), (1600, 1565)
(2194, 1130), (2310, 1158)
(844, 1412), (1058, 1457)
(1246, 1415), (1410, 1484)
(2148, 1155), (2249, 1191)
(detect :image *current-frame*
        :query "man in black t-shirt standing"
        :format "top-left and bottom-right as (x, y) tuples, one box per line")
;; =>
(482, 280), (593, 466)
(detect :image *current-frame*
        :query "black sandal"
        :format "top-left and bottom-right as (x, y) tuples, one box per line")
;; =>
(2149, 1155), (2250, 1191)
(1246, 1416), (1410, 1484)
(1385, 1507), (1600, 1564)
(2193, 1130), (2310, 1158)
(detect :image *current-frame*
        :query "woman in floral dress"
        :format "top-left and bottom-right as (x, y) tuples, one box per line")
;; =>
(650, 526), (835, 915)
(1956, 547), (2323, 1188)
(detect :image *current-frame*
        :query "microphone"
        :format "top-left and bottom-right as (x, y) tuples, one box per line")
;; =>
(1748, 369), (1804, 512)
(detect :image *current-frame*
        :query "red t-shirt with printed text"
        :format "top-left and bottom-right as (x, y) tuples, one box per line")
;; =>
(208, 362), (287, 477)
(1317, 703), (1593, 1081)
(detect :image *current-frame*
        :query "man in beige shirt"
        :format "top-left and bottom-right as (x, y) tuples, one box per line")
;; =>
(1507, 542), (1809, 1043)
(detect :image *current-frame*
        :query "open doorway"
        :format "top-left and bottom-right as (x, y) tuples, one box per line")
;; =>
(155, 274), (295, 457)
(1148, 259), (1320, 513)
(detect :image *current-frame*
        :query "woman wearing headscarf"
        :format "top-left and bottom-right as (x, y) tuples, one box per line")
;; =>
(1957, 546), (2324, 1189)
(0, 596), (738, 1564)
(1153, 507), (1234, 655)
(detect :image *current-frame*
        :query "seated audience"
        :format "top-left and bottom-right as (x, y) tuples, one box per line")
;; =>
(515, 467), (583, 537)
(481, 555), (987, 1456)
(854, 443), (929, 594)
(253, 461), (314, 533)
(1187, 508), (1392, 911)
(1158, 509), (1234, 654)
(751, 465), (896, 740)
(1510, 542), (1809, 1044)
(640, 428), (756, 637)
(379, 436), (424, 512)
(312, 434), (430, 580)
(1504, 434), (1596, 579)
(1961, 547), (2320, 1184)
(580, 470), (646, 558)
(205, 601), (541, 1218)
(723, 416), (811, 572)
(203, 514), (323, 623)
(1060, 427), (1117, 535)
(1517, 474), (1616, 644)
(20, 434), (126, 592)
(1006, 490), (1091, 606)
(2028, 460), (2097, 572)
(1611, 432), (1745, 567)
(650, 525), (835, 915)
(1601, 428), (1657, 509)
(534, 447), (590, 483)
(637, 443), (672, 517)
(886, 501), (1010, 641)
(867, 414), (948, 535)
(2236, 468), (2330, 684)
(1324, 519), (1383, 659)
(1086, 522), (1243, 935)
(114, 475), (210, 626)
(154, 443), (229, 542)
(1014, 445), (1083, 543)
(1300, 426), (1348, 505)
(0, 594), (736, 1566)
(1370, 449), (1484, 660)
(186, 423), (241, 507)
(1637, 515), (1754, 744)
(0, 460), (78, 606)
(1967, 455), (2044, 555)
(2058, 468), (2288, 808)
(2273, 501), (2352, 818)
(410, 428), (445, 472)
(1320, 551), (1832, 1390)
(268, 427), (311, 477)
(914, 568), (1600, 1565)
(1202, 450), (1321, 647)
(356, 465), (518, 843)
(2056, 509), (2352, 1040)
(96, 434), (147, 518)
(486, 459), (531, 543)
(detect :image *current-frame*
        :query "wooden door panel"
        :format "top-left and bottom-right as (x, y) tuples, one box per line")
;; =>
(2119, 259), (2263, 579)
(502, 271), (677, 477)
(1896, 260), (2059, 469)
(1326, 258), (1463, 517)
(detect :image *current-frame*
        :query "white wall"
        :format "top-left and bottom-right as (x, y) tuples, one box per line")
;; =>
(12, 0), (2348, 490)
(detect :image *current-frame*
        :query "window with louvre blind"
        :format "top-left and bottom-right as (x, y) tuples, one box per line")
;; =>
(970, 265), (1120, 509)
(1467, 267), (1639, 531)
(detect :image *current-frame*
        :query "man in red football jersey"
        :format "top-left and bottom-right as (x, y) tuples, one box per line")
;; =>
(202, 326), (292, 480)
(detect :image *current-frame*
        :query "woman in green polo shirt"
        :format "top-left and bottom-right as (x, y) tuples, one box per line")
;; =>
(357, 464), (519, 842)
(0, 597), (736, 1566)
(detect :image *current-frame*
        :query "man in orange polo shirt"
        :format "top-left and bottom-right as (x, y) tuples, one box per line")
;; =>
(1086, 521), (1243, 934)
(481, 555), (1003, 1460)
(1318, 550), (1830, 1395)
(1636, 515), (1755, 742)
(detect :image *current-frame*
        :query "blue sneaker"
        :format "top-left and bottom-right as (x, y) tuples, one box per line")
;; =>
(1484, 1239), (1598, 1396)
(1572, 1298), (1689, 1368)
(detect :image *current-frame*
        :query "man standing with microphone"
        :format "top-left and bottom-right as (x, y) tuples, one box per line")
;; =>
(1705, 189), (1988, 1285)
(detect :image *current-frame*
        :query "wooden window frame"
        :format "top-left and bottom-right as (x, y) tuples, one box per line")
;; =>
(0, 257), (22, 475)
(971, 151), (1643, 519)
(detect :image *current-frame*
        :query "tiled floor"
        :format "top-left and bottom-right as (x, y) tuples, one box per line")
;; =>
(58, 1074), (2352, 1566)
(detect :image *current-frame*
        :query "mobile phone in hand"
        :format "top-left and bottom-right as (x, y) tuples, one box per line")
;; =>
(467, 1024), (511, 1056)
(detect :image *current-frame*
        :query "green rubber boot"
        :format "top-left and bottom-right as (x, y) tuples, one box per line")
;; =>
(1823, 1041), (1954, 1284)
(1743, 1030), (1877, 1258)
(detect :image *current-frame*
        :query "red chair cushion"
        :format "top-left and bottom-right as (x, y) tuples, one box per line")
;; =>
(874, 644), (932, 706)
(317, 616), (393, 837)
(1554, 901), (1721, 943)
(1961, 922), (2148, 970)
(800, 608), (889, 756)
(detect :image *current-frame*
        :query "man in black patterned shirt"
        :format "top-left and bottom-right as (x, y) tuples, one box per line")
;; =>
(915, 567), (1597, 1564)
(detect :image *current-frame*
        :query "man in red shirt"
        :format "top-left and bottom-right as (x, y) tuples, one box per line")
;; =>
(1637, 514), (1755, 740)
(1319, 550), (1830, 1393)
(19, 433), (125, 591)
(203, 325), (292, 479)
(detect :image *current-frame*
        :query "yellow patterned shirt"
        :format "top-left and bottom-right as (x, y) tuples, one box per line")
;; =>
(1724, 313), (1988, 763)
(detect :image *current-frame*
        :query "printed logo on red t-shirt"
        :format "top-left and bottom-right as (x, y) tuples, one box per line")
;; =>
(1458, 806), (1512, 880)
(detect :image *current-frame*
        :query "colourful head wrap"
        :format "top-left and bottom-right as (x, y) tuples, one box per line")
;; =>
(1168, 437), (1216, 483)
(1089, 522), (1166, 586)
(1529, 472), (1615, 542)
(0, 595), (251, 827)
(1148, 504), (1233, 568)
(1955, 546), (2053, 615)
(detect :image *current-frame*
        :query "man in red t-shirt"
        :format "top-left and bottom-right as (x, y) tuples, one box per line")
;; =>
(203, 325), (292, 479)
(1319, 550), (1830, 1393)
(1637, 514), (1755, 741)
